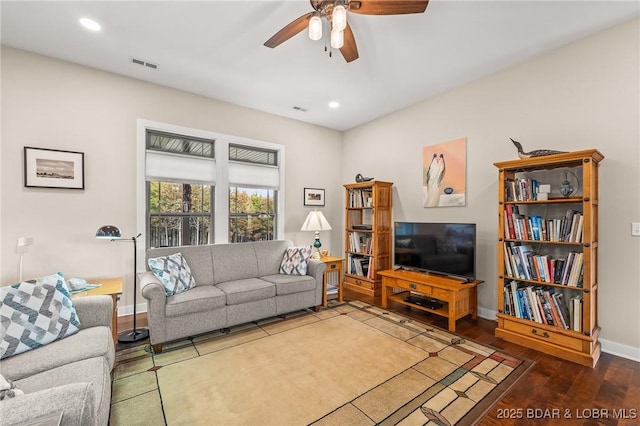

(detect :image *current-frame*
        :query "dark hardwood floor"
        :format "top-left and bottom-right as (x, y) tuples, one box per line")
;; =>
(117, 288), (639, 425)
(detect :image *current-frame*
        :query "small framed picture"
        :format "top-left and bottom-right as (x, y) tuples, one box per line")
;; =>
(304, 188), (325, 206)
(24, 147), (85, 189)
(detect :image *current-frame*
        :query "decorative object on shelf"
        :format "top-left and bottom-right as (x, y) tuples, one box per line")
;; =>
(355, 173), (374, 183)
(24, 147), (85, 189)
(510, 138), (565, 159)
(423, 138), (466, 207)
(95, 225), (149, 343)
(560, 170), (580, 197)
(300, 210), (332, 259)
(16, 236), (34, 282)
(303, 187), (325, 206)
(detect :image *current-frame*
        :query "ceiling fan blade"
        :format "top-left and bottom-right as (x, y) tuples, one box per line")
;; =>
(340, 22), (359, 63)
(348, 0), (429, 15)
(264, 12), (313, 48)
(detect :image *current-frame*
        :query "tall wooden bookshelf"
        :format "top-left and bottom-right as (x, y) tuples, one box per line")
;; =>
(494, 149), (603, 367)
(344, 180), (393, 298)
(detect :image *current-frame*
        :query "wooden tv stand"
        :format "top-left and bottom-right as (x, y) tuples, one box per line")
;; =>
(379, 269), (484, 332)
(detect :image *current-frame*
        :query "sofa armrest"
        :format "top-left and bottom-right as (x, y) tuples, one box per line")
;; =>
(0, 382), (95, 426)
(73, 295), (113, 330)
(307, 259), (326, 281)
(307, 260), (326, 306)
(141, 272), (167, 302)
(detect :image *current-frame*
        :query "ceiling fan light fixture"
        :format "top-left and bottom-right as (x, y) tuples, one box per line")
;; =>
(332, 4), (347, 31)
(309, 15), (323, 41)
(331, 28), (344, 49)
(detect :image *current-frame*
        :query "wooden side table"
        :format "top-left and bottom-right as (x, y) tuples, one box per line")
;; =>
(319, 256), (343, 306)
(71, 277), (122, 345)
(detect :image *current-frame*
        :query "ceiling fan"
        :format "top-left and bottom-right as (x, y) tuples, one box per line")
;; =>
(264, 0), (429, 63)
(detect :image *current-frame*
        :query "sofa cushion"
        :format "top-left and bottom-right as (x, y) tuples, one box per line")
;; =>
(210, 243), (259, 283)
(147, 245), (214, 287)
(216, 279), (276, 305)
(253, 240), (293, 276)
(260, 274), (316, 296)
(0, 272), (81, 360)
(279, 246), (313, 275)
(165, 285), (226, 318)
(148, 252), (197, 296)
(0, 325), (114, 382)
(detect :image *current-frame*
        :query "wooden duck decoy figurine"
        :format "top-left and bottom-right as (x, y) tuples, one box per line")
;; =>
(511, 138), (565, 159)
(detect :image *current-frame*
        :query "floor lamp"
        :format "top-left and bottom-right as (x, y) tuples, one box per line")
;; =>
(96, 225), (149, 343)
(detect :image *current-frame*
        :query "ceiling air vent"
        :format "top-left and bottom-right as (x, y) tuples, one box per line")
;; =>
(131, 57), (158, 70)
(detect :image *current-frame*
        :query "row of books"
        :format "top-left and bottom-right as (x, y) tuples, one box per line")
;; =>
(504, 242), (584, 287)
(503, 281), (583, 332)
(504, 205), (584, 243)
(348, 189), (373, 208)
(348, 231), (372, 254)
(504, 178), (543, 201)
(347, 254), (374, 279)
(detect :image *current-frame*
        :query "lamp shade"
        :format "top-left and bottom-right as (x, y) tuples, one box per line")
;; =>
(308, 15), (322, 41)
(96, 225), (122, 239)
(330, 28), (344, 49)
(332, 4), (347, 31)
(300, 211), (332, 232)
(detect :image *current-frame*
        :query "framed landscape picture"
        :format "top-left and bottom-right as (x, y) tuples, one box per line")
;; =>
(24, 147), (85, 189)
(304, 188), (325, 206)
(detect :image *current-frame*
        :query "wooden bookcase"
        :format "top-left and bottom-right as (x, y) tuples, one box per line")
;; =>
(494, 149), (603, 367)
(343, 180), (393, 298)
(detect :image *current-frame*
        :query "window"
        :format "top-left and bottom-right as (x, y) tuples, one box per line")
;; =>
(146, 130), (215, 248)
(148, 181), (212, 247)
(139, 120), (284, 249)
(229, 186), (276, 242)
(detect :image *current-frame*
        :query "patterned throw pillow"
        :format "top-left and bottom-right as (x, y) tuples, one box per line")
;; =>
(279, 246), (313, 275)
(148, 252), (196, 296)
(0, 272), (81, 360)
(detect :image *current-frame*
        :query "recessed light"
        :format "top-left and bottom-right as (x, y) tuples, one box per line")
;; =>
(79, 17), (101, 32)
(328, 101), (340, 109)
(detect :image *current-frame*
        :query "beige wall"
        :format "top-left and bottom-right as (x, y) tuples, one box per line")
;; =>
(2, 18), (638, 358)
(0, 46), (343, 311)
(342, 18), (640, 356)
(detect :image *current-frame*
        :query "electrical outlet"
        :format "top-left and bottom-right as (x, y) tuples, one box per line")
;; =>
(17, 237), (34, 247)
(632, 223), (640, 237)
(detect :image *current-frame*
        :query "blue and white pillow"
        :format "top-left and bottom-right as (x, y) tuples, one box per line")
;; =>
(0, 272), (81, 360)
(148, 252), (196, 296)
(279, 246), (313, 276)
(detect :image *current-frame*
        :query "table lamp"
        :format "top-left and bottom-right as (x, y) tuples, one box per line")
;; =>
(96, 225), (149, 343)
(300, 210), (332, 259)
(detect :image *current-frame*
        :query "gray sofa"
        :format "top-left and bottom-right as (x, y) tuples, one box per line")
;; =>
(141, 240), (326, 353)
(0, 296), (115, 426)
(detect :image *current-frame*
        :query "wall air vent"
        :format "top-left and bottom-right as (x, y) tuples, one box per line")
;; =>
(131, 57), (159, 70)
(292, 106), (307, 112)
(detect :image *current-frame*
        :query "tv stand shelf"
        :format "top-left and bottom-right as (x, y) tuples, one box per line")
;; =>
(379, 269), (484, 332)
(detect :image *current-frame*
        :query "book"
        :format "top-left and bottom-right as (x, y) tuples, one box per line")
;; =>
(570, 294), (583, 332)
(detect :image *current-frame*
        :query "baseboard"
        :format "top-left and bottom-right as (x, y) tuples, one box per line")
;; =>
(478, 307), (498, 321)
(600, 338), (640, 362)
(477, 308), (640, 362)
(117, 302), (147, 317)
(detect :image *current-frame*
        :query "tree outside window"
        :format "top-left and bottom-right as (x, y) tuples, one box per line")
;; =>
(229, 187), (276, 243)
(148, 181), (212, 247)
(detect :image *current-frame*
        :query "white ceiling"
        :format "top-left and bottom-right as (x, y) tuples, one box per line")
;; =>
(2, 1), (638, 131)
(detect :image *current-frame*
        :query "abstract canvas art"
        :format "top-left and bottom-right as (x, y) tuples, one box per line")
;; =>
(423, 138), (466, 207)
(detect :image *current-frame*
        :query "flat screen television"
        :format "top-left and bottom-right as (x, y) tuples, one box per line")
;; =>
(393, 222), (476, 282)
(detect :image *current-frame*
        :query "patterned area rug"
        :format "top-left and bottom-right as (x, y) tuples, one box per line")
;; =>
(110, 301), (532, 425)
